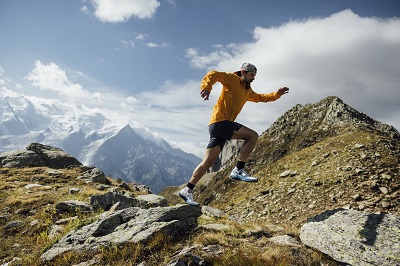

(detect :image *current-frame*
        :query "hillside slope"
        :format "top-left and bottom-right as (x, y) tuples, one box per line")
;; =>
(187, 96), (399, 227)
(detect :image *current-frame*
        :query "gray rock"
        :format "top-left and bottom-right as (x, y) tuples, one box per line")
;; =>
(55, 200), (94, 214)
(90, 191), (139, 211)
(300, 208), (400, 266)
(0, 143), (82, 169)
(136, 194), (168, 208)
(279, 170), (297, 178)
(78, 167), (110, 185)
(269, 235), (301, 247)
(69, 188), (82, 194)
(41, 204), (202, 261)
(4, 220), (24, 232)
(201, 206), (225, 218)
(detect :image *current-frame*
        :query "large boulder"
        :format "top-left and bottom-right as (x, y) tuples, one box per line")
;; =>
(300, 208), (400, 266)
(41, 204), (202, 261)
(0, 143), (82, 168)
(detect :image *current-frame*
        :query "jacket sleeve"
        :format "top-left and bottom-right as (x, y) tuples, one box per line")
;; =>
(200, 71), (231, 91)
(248, 90), (281, 103)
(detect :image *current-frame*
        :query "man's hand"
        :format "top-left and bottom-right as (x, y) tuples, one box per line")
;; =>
(277, 87), (289, 96)
(200, 90), (210, 101)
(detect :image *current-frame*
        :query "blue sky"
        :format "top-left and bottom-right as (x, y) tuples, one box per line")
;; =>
(1, 0), (400, 157)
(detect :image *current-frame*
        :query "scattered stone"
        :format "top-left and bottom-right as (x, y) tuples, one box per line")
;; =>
(381, 201), (391, 208)
(269, 235), (301, 247)
(46, 169), (63, 176)
(78, 167), (110, 185)
(279, 170), (297, 178)
(4, 220), (24, 232)
(352, 194), (362, 201)
(202, 244), (223, 254)
(201, 206), (226, 218)
(379, 187), (389, 194)
(24, 184), (43, 189)
(69, 188), (82, 194)
(55, 200), (94, 214)
(381, 174), (392, 180)
(355, 143), (365, 148)
(136, 194), (168, 209)
(90, 191), (138, 211)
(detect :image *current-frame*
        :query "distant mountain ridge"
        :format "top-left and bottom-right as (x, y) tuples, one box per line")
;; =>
(0, 92), (200, 193)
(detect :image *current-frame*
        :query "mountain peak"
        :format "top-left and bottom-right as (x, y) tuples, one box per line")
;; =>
(259, 96), (399, 164)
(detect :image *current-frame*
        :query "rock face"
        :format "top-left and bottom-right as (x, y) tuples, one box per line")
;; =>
(256, 96), (400, 165)
(0, 143), (82, 168)
(300, 208), (400, 266)
(41, 204), (202, 261)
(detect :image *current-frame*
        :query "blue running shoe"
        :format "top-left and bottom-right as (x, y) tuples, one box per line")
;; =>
(230, 167), (258, 182)
(179, 187), (199, 206)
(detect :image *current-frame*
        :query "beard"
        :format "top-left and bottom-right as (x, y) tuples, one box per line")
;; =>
(244, 80), (252, 89)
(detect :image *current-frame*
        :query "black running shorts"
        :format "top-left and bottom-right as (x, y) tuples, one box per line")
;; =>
(206, 120), (243, 150)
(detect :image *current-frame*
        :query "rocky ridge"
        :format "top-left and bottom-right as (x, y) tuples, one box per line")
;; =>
(192, 96), (399, 227)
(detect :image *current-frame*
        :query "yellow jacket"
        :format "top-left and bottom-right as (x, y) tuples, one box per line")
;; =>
(201, 70), (281, 125)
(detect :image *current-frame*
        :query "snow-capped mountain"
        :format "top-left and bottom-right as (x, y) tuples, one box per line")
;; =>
(0, 92), (200, 193)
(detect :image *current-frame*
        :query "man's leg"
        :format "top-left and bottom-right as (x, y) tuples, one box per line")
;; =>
(179, 145), (221, 205)
(231, 125), (259, 162)
(189, 145), (222, 186)
(230, 126), (259, 182)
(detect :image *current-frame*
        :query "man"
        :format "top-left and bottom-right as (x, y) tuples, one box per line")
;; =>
(179, 62), (289, 206)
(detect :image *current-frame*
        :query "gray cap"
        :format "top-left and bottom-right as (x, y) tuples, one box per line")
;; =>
(240, 62), (257, 73)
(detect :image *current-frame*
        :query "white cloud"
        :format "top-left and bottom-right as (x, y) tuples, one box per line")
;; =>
(185, 9), (400, 133)
(80, 5), (89, 14)
(135, 33), (147, 40)
(146, 42), (168, 48)
(90, 0), (160, 23)
(25, 61), (92, 101)
(185, 47), (236, 70)
(121, 39), (135, 48)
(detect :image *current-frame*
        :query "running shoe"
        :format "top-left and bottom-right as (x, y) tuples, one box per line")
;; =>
(230, 167), (258, 182)
(179, 187), (199, 206)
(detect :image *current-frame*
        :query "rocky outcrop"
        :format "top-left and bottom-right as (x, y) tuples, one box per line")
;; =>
(41, 204), (202, 261)
(256, 96), (400, 165)
(0, 143), (82, 168)
(300, 208), (400, 266)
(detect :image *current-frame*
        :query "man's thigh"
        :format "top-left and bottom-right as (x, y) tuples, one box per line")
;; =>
(231, 125), (257, 140)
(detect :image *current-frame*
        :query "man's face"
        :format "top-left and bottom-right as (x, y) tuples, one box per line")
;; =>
(242, 71), (256, 84)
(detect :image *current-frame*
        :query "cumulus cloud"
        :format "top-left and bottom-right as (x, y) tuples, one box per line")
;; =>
(185, 9), (400, 132)
(25, 61), (93, 101)
(90, 0), (160, 23)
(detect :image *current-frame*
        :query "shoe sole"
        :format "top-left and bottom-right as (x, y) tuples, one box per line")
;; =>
(230, 175), (258, 182)
(179, 192), (199, 206)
